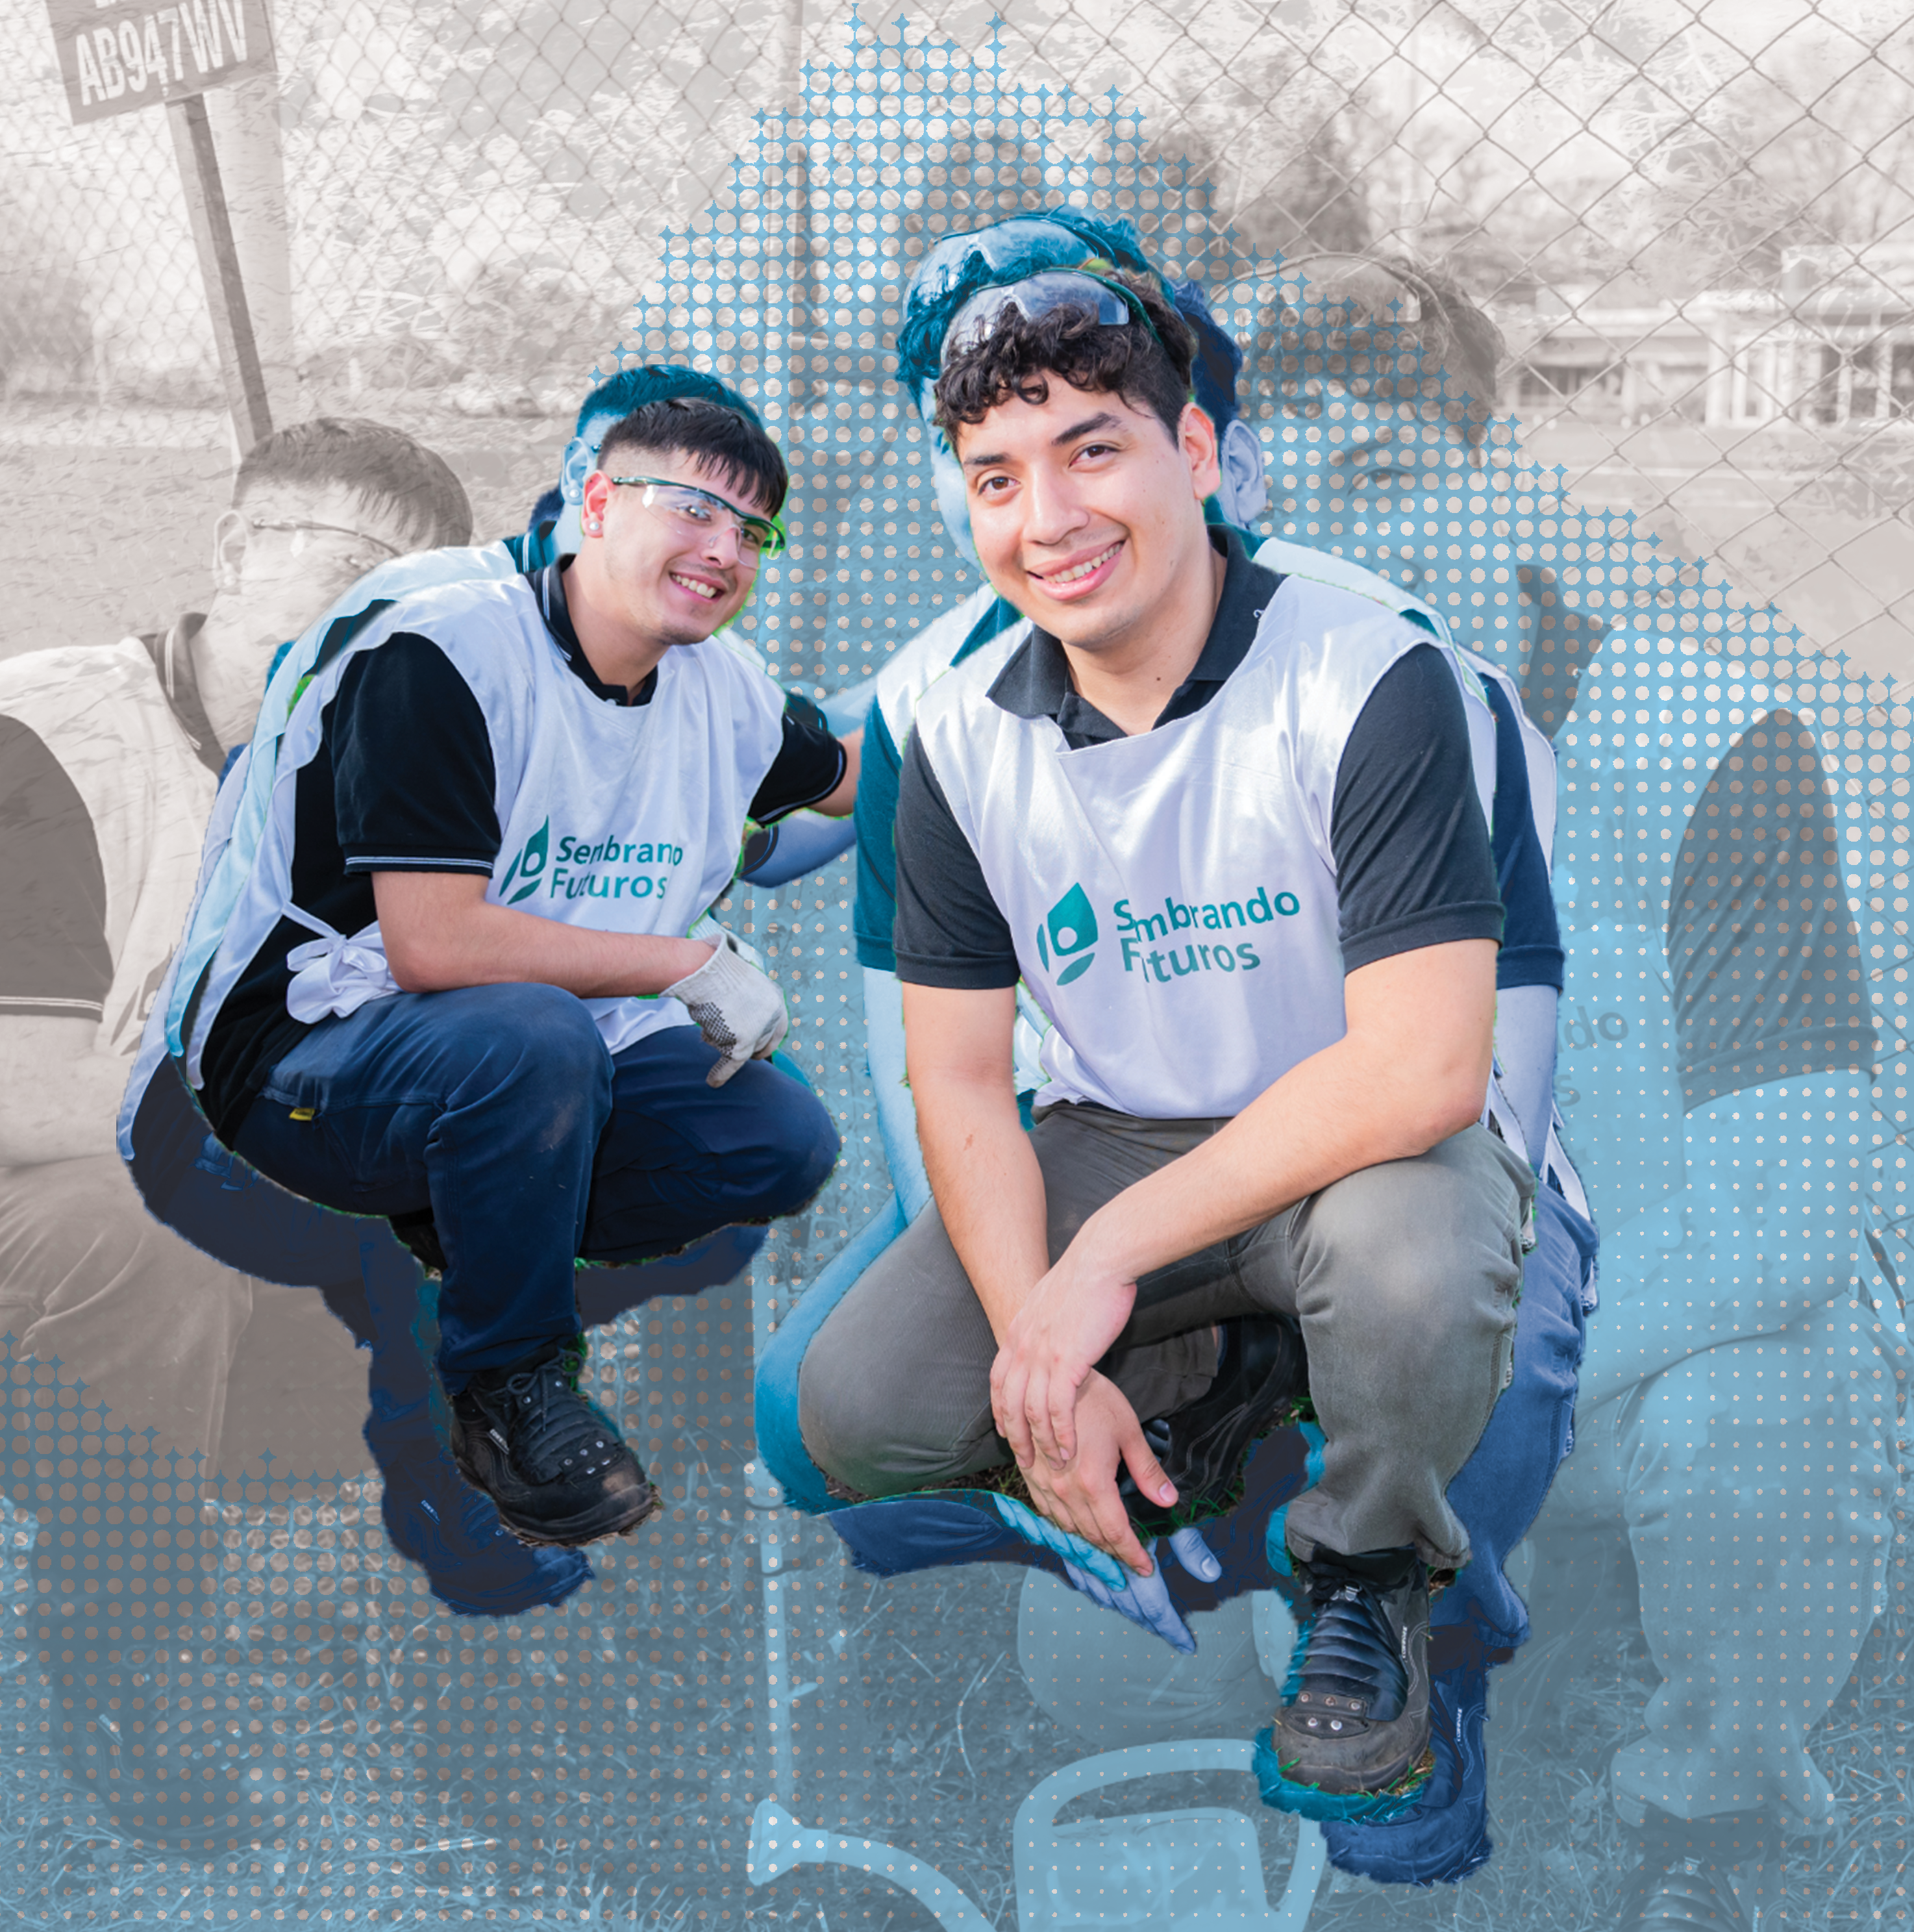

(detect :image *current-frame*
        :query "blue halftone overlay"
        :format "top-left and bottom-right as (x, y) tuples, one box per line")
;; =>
(0, 6), (1909, 1927)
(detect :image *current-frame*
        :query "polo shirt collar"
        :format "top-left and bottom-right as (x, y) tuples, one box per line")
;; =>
(986, 526), (1277, 739)
(147, 614), (224, 773)
(533, 559), (658, 707)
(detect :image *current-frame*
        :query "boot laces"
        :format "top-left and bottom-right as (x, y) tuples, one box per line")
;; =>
(496, 1344), (621, 1481)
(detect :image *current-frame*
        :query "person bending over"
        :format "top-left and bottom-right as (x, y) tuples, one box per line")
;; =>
(796, 262), (1531, 1800)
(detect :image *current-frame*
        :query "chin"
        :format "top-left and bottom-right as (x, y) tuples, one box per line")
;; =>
(669, 608), (735, 644)
(1042, 596), (1140, 654)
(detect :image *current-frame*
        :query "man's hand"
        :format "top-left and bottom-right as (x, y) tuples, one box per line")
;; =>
(1017, 1372), (1177, 1579)
(990, 1246), (1139, 1472)
(663, 927), (789, 1085)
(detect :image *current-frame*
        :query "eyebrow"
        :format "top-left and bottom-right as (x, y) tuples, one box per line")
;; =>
(961, 410), (1128, 471)
(1328, 427), (1400, 466)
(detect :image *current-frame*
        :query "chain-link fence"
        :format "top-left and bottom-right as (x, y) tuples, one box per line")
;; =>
(6, 1), (1914, 671)
(3, 2), (1913, 1926)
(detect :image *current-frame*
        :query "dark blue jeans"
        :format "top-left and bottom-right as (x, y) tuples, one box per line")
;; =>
(230, 985), (839, 1389)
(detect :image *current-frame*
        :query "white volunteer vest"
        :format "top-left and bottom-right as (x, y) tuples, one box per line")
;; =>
(873, 584), (1006, 752)
(177, 573), (788, 1072)
(914, 577), (1495, 1120)
(0, 636), (216, 1059)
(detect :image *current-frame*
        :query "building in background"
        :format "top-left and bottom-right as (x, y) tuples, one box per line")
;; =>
(1506, 240), (1914, 430)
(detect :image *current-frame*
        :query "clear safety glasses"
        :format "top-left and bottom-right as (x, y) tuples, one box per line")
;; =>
(243, 516), (405, 575)
(606, 476), (788, 560)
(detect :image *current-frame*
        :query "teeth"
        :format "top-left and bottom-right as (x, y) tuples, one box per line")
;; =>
(671, 574), (720, 601)
(1047, 544), (1119, 586)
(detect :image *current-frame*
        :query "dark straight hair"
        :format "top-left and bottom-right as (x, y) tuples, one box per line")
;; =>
(597, 396), (790, 516)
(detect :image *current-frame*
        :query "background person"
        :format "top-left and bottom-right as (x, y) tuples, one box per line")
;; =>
(1532, 668), (1901, 1932)
(1274, 249), (1906, 1927)
(0, 418), (583, 1857)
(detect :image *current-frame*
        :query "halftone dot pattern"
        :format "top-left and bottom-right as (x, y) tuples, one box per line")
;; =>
(0, 8), (1908, 1926)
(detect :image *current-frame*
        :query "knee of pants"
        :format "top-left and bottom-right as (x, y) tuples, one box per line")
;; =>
(0, 1157), (223, 1309)
(797, 1312), (914, 1490)
(758, 1085), (841, 1215)
(1299, 1205), (1514, 1348)
(710, 1072), (841, 1222)
(1622, 1319), (1900, 1555)
(456, 984), (613, 1105)
(1300, 1138), (1523, 1337)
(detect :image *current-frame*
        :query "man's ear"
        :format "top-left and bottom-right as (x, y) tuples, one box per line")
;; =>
(560, 436), (595, 506)
(578, 470), (612, 534)
(212, 508), (249, 592)
(1218, 418), (1270, 524)
(1179, 401), (1223, 504)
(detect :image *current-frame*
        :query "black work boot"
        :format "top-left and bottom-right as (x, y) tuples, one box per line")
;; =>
(1267, 1542), (1432, 1798)
(447, 1337), (660, 1548)
(1120, 1312), (1310, 1537)
(1619, 1807), (1778, 1930)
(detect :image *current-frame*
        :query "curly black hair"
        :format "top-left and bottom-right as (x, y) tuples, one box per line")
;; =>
(932, 267), (1197, 444)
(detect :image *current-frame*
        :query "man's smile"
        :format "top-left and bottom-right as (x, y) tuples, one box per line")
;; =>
(1032, 538), (1124, 596)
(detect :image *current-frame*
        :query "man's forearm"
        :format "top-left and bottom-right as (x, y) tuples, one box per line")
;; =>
(1075, 1043), (1454, 1283)
(915, 1072), (1052, 1344)
(1067, 946), (1496, 1288)
(377, 874), (713, 998)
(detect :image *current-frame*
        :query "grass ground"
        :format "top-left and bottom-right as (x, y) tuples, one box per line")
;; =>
(2, 1436), (1904, 1930)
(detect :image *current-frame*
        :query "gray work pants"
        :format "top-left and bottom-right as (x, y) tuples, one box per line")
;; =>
(799, 1105), (1533, 1568)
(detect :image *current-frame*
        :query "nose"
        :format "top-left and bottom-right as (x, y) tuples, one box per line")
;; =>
(1022, 465), (1088, 549)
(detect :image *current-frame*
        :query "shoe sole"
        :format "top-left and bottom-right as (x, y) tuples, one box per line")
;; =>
(475, 1473), (664, 1549)
(1271, 1730), (1427, 1796)
(1254, 1733), (1438, 1824)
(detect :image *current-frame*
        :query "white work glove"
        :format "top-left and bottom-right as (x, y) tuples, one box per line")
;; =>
(665, 927), (789, 1086)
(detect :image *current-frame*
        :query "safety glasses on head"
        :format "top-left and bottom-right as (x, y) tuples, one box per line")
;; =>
(910, 218), (1123, 313)
(938, 267), (1167, 371)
